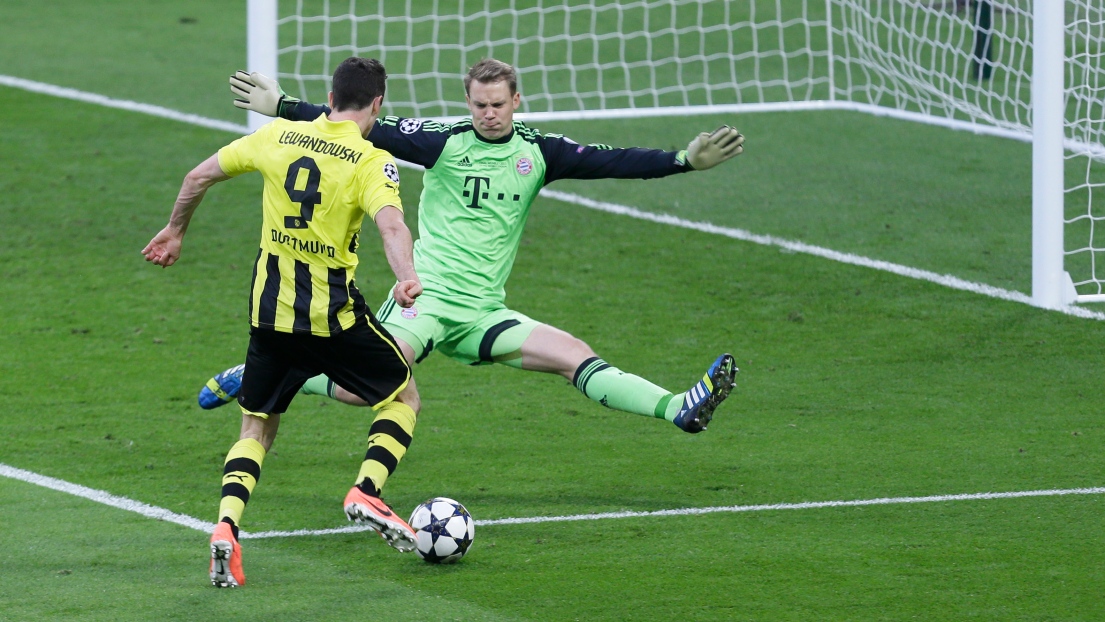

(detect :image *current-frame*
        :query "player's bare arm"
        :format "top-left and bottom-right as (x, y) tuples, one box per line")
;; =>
(373, 205), (422, 307)
(142, 154), (230, 267)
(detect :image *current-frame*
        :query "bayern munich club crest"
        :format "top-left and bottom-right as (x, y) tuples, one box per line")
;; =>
(516, 157), (533, 175)
(383, 162), (400, 183)
(398, 118), (423, 134)
(401, 306), (419, 319)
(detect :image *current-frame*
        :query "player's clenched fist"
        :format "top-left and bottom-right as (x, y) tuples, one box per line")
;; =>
(393, 280), (423, 308)
(687, 125), (744, 171)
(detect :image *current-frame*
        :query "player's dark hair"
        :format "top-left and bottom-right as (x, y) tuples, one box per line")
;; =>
(331, 57), (387, 111)
(464, 58), (517, 95)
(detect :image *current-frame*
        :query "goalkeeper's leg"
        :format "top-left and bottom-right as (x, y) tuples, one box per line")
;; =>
(517, 324), (738, 433)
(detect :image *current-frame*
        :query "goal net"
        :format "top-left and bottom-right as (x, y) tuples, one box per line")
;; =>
(252, 0), (1105, 306)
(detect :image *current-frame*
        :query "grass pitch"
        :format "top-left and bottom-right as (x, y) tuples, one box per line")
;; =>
(1, 3), (1103, 620)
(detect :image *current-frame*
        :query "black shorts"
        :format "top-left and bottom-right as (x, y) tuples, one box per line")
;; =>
(238, 319), (410, 416)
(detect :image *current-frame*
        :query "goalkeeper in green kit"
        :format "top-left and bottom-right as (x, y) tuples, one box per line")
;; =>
(206, 58), (744, 433)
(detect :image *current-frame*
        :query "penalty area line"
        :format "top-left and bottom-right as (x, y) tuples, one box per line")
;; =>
(3, 463), (1101, 539)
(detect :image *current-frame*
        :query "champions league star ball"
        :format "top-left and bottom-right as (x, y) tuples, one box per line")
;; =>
(408, 497), (475, 563)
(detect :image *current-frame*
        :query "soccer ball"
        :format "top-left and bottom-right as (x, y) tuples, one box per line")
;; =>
(408, 497), (475, 564)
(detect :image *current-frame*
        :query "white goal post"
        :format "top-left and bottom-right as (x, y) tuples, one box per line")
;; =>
(246, 0), (1104, 309)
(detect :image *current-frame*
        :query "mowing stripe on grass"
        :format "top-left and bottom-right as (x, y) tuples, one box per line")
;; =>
(3, 74), (1101, 322)
(3, 462), (1102, 537)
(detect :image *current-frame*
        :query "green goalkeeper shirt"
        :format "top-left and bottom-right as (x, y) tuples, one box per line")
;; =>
(286, 104), (694, 307)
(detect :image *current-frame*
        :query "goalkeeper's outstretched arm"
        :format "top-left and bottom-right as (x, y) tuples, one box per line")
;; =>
(539, 125), (745, 183)
(230, 70), (743, 176)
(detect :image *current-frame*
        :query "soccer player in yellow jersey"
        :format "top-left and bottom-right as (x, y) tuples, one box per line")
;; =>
(143, 57), (423, 588)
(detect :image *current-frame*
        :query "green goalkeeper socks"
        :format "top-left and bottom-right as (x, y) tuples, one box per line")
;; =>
(299, 375), (336, 398)
(573, 357), (676, 419)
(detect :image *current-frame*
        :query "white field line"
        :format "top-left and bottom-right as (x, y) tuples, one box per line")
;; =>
(0, 463), (216, 533)
(3, 74), (1102, 320)
(0, 75), (248, 134)
(477, 487), (1105, 527)
(3, 463), (1103, 538)
(540, 189), (1105, 322)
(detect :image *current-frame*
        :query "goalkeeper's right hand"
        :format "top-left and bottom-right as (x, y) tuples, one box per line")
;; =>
(229, 71), (297, 117)
(686, 125), (745, 171)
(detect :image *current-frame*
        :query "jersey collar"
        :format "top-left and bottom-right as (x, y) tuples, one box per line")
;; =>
(314, 113), (362, 136)
(473, 126), (514, 144)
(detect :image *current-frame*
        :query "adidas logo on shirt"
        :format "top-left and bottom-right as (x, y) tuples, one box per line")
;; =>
(457, 156), (473, 167)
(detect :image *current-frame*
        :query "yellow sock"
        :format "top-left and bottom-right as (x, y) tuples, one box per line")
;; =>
(355, 402), (416, 495)
(218, 438), (266, 529)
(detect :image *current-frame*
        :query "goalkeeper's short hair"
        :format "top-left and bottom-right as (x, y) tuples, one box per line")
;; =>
(464, 58), (517, 95)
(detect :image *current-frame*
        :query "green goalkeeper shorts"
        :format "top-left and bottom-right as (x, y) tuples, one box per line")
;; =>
(374, 284), (539, 366)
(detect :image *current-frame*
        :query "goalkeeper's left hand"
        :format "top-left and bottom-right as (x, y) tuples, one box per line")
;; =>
(229, 70), (296, 117)
(686, 125), (744, 170)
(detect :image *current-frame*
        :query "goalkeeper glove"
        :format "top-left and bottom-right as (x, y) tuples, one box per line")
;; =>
(686, 125), (744, 171)
(229, 70), (298, 118)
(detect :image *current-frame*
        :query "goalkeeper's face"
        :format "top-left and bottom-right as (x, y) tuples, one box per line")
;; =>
(466, 80), (520, 141)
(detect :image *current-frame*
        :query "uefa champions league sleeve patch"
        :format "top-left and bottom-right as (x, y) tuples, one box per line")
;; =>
(383, 162), (401, 184)
(399, 118), (423, 134)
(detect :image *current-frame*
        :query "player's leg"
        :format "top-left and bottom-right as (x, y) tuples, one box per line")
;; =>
(518, 324), (738, 433)
(318, 319), (420, 552)
(443, 310), (691, 420)
(341, 379), (420, 551)
(211, 329), (305, 587)
(518, 323), (673, 414)
(210, 411), (277, 588)
(202, 364), (373, 407)
(447, 313), (692, 421)
(349, 377), (419, 497)
(300, 336), (417, 406)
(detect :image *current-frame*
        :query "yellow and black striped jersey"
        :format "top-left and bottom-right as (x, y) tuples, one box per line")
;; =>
(218, 114), (403, 336)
